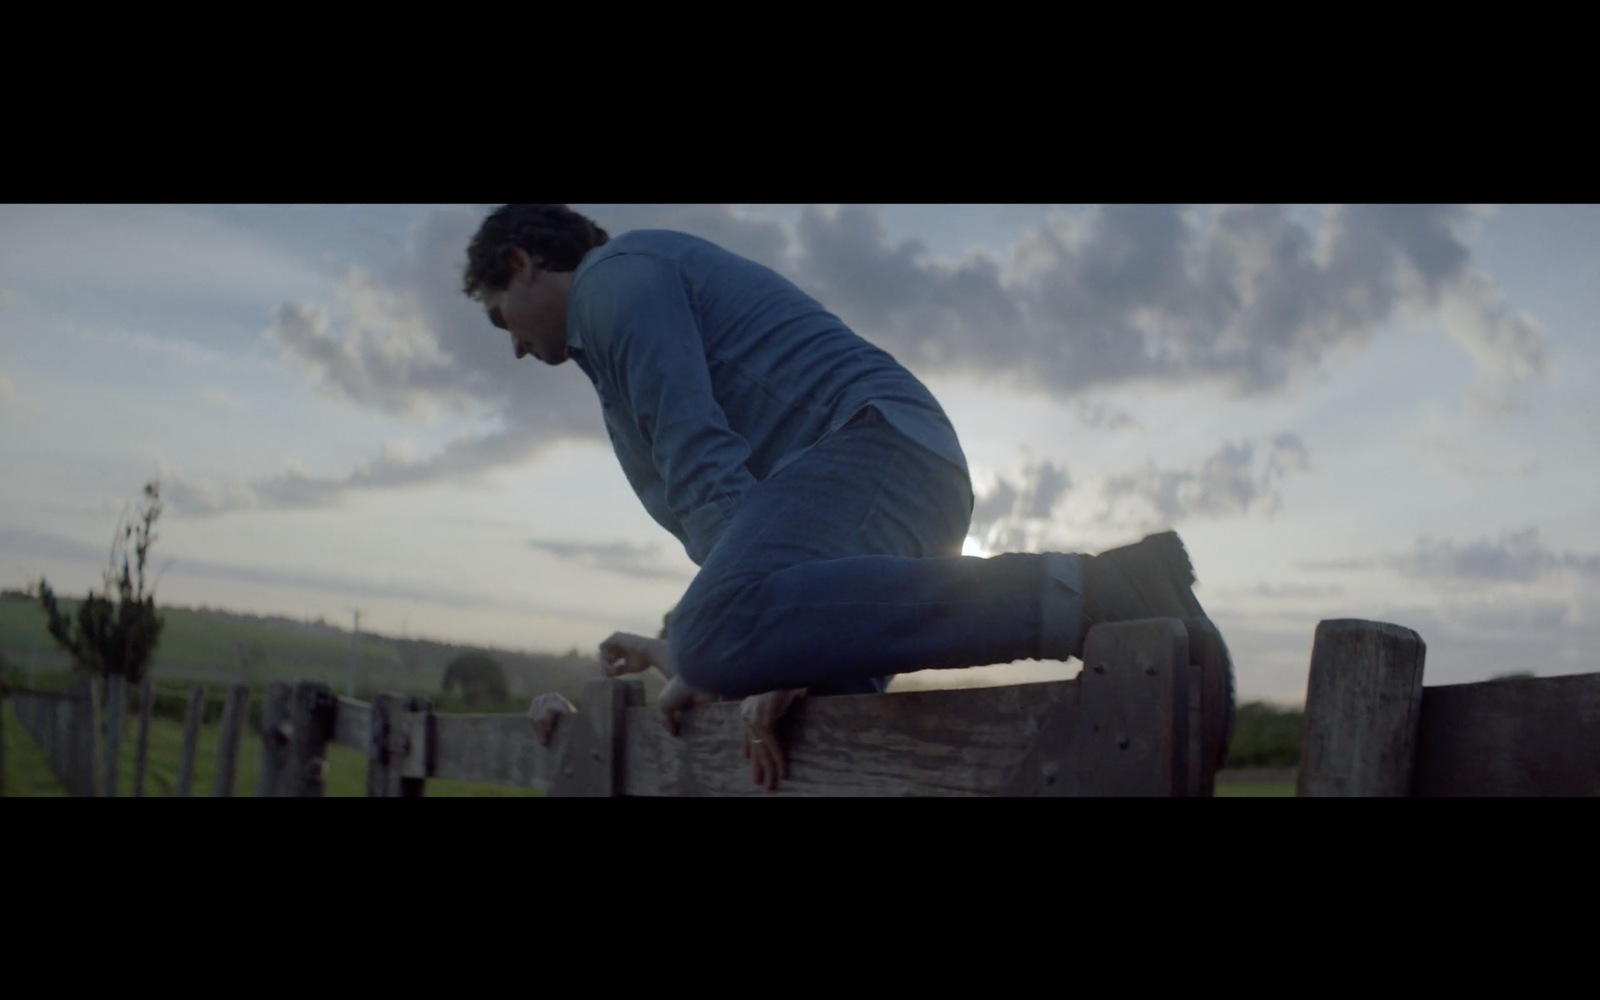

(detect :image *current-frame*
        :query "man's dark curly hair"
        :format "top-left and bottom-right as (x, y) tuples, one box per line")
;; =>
(461, 204), (611, 299)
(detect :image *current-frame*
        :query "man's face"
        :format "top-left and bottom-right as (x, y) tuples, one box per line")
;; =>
(483, 247), (569, 365)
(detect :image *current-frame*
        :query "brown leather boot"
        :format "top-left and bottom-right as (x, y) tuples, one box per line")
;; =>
(1079, 531), (1236, 779)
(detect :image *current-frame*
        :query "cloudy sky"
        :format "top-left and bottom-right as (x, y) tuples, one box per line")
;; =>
(2, 203), (1596, 704)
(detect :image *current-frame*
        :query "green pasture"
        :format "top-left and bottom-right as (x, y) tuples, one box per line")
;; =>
(0, 597), (410, 686)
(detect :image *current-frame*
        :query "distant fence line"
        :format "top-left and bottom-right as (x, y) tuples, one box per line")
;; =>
(4, 618), (1596, 796)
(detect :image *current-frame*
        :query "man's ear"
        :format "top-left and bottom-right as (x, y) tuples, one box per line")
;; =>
(505, 246), (543, 278)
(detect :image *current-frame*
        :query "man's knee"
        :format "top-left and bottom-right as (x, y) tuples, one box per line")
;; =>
(667, 585), (758, 696)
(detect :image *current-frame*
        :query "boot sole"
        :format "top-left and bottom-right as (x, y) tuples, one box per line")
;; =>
(1115, 532), (1237, 784)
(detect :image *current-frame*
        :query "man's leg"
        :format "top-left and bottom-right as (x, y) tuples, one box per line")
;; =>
(668, 408), (1081, 698)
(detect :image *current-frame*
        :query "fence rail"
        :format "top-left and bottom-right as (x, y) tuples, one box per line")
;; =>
(6, 616), (1596, 796)
(1298, 619), (1600, 797)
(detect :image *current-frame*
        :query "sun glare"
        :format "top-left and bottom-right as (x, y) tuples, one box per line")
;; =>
(962, 535), (991, 558)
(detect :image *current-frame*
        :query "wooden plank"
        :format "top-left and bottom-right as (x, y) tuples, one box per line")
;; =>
(257, 682), (292, 798)
(427, 710), (570, 790)
(174, 686), (206, 797)
(330, 696), (371, 750)
(211, 683), (251, 797)
(367, 693), (400, 796)
(1067, 618), (1192, 797)
(288, 680), (336, 797)
(103, 675), (125, 797)
(623, 679), (1075, 797)
(1413, 673), (1600, 797)
(550, 679), (638, 797)
(1298, 619), (1427, 797)
(398, 697), (434, 784)
(133, 679), (154, 797)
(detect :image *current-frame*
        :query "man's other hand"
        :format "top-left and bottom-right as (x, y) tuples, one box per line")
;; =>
(598, 631), (671, 677)
(741, 688), (806, 791)
(527, 692), (575, 747)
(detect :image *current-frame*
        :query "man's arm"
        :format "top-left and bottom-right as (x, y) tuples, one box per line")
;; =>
(570, 253), (758, 565)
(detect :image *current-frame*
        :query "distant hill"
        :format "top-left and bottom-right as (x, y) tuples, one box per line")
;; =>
(0, 590), (662, 704)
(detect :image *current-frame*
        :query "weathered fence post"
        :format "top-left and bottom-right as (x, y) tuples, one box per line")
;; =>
(550, 679), (642, 797)
(133, 679), (154, 797)
(257, 682), (292, 797)
(1297, 619), (1427, 797)
(103, 674), (126, 796)
(73, 676), (97, 797)
(285, 681), (336, 797)
(367, 693), (434, 797)
(174, 686), (206, 797)
(211, 683), (251, 797)
(1002, 618), (1193, 797)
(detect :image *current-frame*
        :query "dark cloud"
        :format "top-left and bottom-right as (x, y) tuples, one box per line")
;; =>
(1098, 434), (1310, 533)
(1391, 528), (1600, 582)
(1298, 528), (1600, 583)
(159, 428), (542, 517)
(232, 204), (1539, 515)
(527, 538), (691, 583)
(786, 204), (1543, 407)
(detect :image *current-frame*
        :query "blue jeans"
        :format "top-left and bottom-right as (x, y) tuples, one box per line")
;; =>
(668, 407), (1085, 698)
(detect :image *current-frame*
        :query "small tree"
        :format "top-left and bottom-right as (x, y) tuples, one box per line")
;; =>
(441, 651), (509, 705)
(35, 480), (166, 694)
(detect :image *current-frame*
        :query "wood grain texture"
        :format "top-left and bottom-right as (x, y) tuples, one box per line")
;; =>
(1069, 618), (1191, 797)
(367, 693), (430, 797)
(211, 683), (251, 798)
(428, 710), (568, 789)
(1298, 619), (1426, 797)
(1414, 673), (1600, 796)
(551, 679), (641, 797)
(175, 686), (206, 797)
(330, 697), (371, 750)
(288, 681), (336, 798)
(134, 679), (153, 798)
(623, 680), (1073, 797)
(256, 683), (292, 798)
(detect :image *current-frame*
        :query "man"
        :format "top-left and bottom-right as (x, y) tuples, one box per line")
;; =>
(466, 204), (1234, 792)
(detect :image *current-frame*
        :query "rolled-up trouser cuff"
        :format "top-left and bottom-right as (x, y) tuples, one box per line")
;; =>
(1039, 552), (1085, 660)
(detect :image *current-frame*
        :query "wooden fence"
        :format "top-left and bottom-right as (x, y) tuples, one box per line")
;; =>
(1297, 619), (1599, 796)
(264, 617), (1213, 796)
(6, 617), (1596, 796)
(4, 676), (252, 798)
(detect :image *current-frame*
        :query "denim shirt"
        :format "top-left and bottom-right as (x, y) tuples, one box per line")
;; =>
(566, 229), (969, 567)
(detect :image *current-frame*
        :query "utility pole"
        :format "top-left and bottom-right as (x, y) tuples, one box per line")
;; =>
(347, 609), (361, 698)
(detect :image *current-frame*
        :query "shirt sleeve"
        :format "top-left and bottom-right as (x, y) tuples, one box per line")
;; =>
(570, 251), (758, 565)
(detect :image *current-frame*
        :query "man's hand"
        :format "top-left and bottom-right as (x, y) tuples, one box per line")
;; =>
(527, 692), (576, 747)
(741, 688), (806, 791)
(598, 631), (672, 678)
(658, 675), (719, 736)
